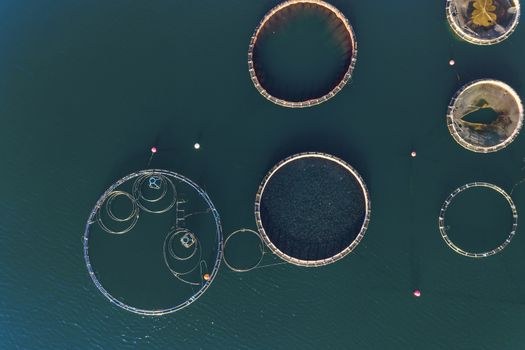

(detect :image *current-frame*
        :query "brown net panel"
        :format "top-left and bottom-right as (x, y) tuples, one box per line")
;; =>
(248, 0), (357, 107)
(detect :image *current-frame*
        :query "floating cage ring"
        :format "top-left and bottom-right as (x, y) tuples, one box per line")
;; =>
(140, 175), (168, 202)
(447, 79), (524, 153)
(97, 190), (140, 234)
(166, 229), (199, 262)
(105, 191), (139, 222)
(255, 152), (371, 267)
(132, 173), (177, 213)
(83, 169), (223, 316)
(438, 182), (518, 258)
(446, 0), (521, 45)
(248, 0), (358, 108)
(163, 233), (203, 278)
(223, 229), (265, 272)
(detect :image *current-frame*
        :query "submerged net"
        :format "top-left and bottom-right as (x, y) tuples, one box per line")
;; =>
(446, 0), (520, 45)
(447, 79), (523, 153)
(248, 0), (357, 108)
(255, 153), (371, 266)
(83, 169), (222, 315)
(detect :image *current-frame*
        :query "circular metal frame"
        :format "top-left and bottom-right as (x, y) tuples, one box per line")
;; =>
(138, 175), (168, 203)
(97, 191), (140, 235)
(223, 229), (265, 272)
(438, 182), (518, 258)
(248, 0), (358, 108)
(255, 152), (371, 267)
(163, 228), (204, 285)
(105, 190), (138, 223)
(446, 0), (521, 45)
(132, 173), (177, 214)
(167, 229), (199, 262)
(447, 79), (524, 153)
(83, 169), (223, 316)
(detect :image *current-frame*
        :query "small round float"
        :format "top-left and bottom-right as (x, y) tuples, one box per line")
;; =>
(447, 79), (523, 153)
(255, 152), (371, 267)
(446, 0), (520, 45)
(248, 0), (357, 108)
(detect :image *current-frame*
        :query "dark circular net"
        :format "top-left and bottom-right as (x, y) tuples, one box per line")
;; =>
(259, 156), (366, 261)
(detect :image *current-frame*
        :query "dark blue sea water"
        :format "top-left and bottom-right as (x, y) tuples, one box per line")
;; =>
(2, 1), (525, 349)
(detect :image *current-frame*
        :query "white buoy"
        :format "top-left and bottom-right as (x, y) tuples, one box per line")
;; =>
(194, 143), (201, 150)
(449, 59), (456, 66)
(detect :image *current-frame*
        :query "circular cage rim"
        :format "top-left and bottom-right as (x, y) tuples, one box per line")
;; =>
(247, 0), (358, 108)
(223, 229), (265, 272)
(446, 0), (521, 45)
(254, 152), (371, 267)
(447, 79), (524, 153)
(438, 182), (518, 258)
(83, 169), (223, 316)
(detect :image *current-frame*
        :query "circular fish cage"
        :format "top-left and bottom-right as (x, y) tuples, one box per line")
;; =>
(447, 79), (523, 153)
(446, 0), (520, 45)
(248, 0), (357, 108)
(438, 182), (518, 258)
(223, 229), (265, 272)
(255, 152), (371, 267)
(83, 169), (223, 315)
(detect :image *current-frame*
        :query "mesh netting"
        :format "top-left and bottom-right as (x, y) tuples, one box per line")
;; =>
(255, 153), (370, 266)
(446, 0), (520, 45)
(447, 79), (523, 153)
(248, 0), (357, 108)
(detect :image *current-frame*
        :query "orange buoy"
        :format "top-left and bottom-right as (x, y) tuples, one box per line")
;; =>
(203, 273), (210, 281)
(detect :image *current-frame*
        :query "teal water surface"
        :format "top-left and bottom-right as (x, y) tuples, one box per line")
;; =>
(2, 0), (525, 349)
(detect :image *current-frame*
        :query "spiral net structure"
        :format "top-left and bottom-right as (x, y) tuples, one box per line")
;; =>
(255, 152), (371, 267)
(447, 79), (523, 153)
(83, 169), (223, 315)
(248, 0), (357, 108)
(438, 182), (518, 258)
(446, 0), (520, 45)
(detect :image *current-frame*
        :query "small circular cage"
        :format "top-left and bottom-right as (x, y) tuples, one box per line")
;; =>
(438, 182), (518, 258)
(83, 169), (223, 315)
(255, 152), (371, 267)
(223, 229), (265, 272)
(248, 0), (357, 108)
(446, 0), (520, 45)
(447, 79), (524, 153)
